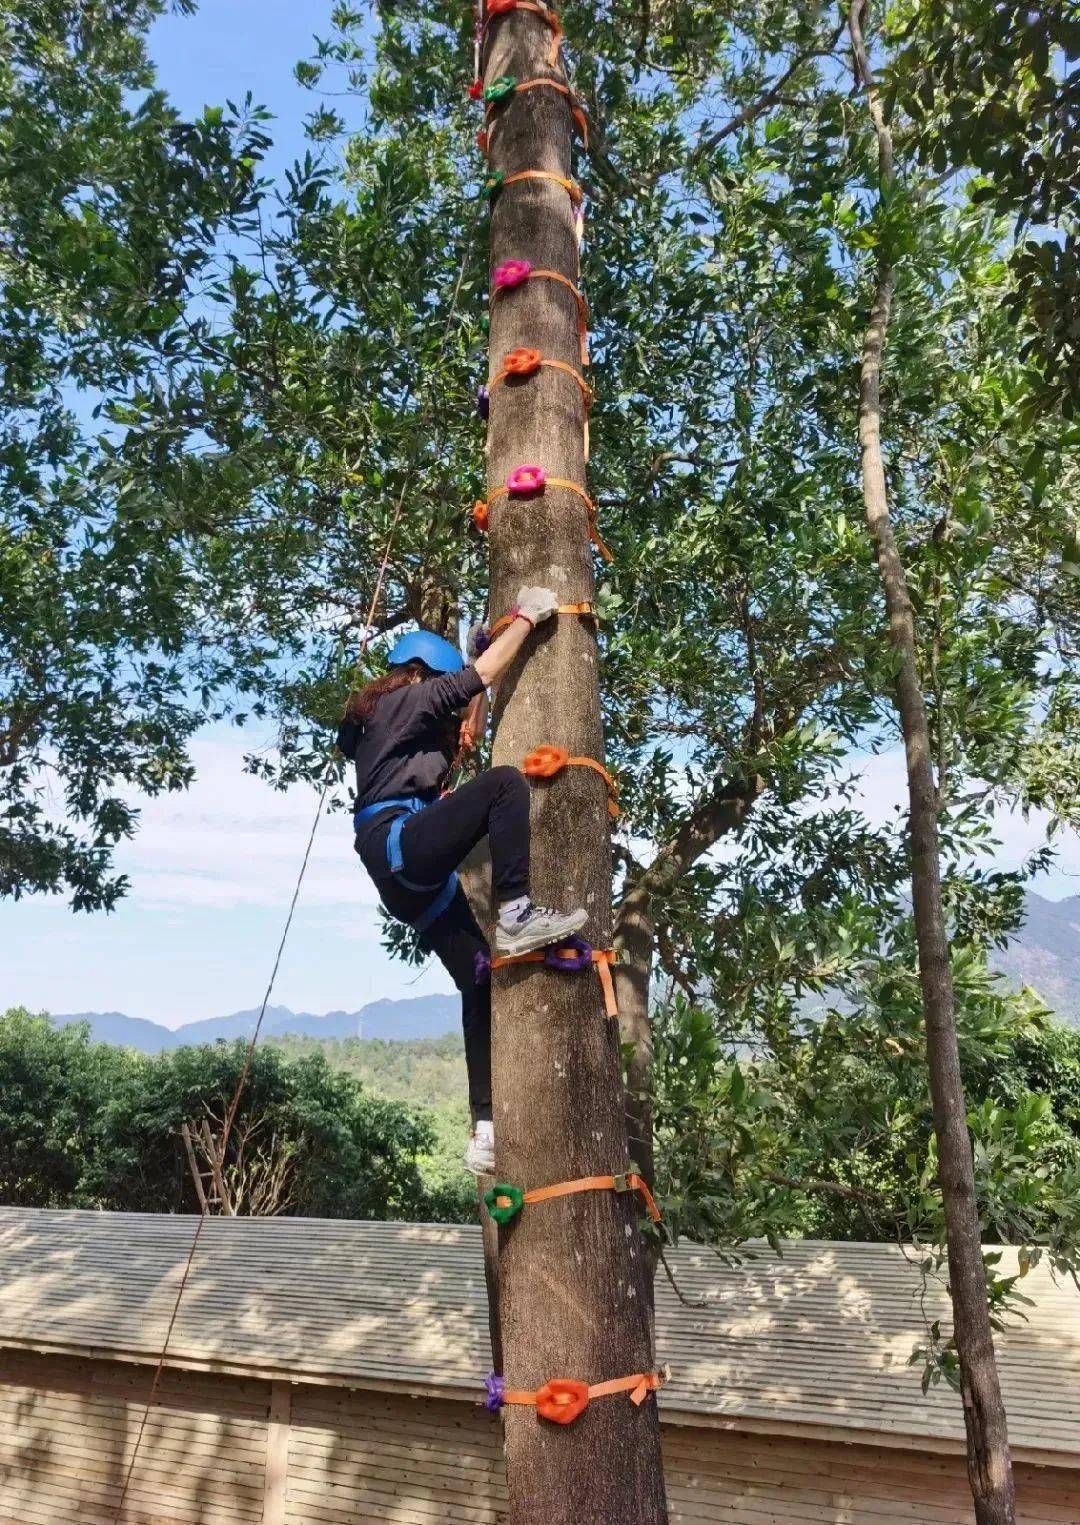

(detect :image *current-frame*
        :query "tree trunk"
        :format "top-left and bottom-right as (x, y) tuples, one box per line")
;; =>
(480, 1181), (504, 1375)
(849, 6), (1015, 1522)
(613, 883), (656, 1192)
(482, 9), (668, 1523)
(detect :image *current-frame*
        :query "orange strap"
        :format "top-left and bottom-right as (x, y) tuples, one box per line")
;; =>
(483, 2), (563, 69)
(523, 744), (619, 819)
(490, 355), (592, 406)
(491, 267), (589, 366)
(503, 1369), (666, 1418)
(486, 602), (595, 642)
(522, 1172), (662, 1222)
(502, 168), (583, 205)
(473, 476), (611, 561)
(490, 944), (619, 1018)
(487, 78), (588, 148)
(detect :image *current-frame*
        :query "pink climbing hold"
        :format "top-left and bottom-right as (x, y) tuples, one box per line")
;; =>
(493, 259), (532, 289)
(507, 464), (546, 495)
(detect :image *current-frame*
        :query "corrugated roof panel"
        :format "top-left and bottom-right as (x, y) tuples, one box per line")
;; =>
(0, 1209), (1076, 1459)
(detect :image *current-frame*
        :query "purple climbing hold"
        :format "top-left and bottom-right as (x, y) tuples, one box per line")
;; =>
(544, 934), (593, 972)
(484, 1372), (505, 1412)
(475, 948), (492, 985)
(476, 384), (490, 420)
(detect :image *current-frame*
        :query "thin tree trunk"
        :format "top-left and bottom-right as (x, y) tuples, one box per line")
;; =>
(849, 6), (1015, 1522)
(180, 1123), (210, 1214)
(482, 7), (667, 1522)
(480, 1181), (504, 1375)
(613, 884), (656, 1192)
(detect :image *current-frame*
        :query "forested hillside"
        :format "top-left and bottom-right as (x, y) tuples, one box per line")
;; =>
(269, 1032), (466, 1108)
(996, 894), (1080, 1027)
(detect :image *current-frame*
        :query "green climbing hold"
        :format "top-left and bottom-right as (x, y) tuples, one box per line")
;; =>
(485, 170), (506, 196)
(484, 75), (517, 104)
(484, 1182), (524, 1225)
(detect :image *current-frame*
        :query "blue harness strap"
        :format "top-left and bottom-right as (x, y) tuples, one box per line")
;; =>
(353, 796), (458, 934)
(411, 871), (460, 933)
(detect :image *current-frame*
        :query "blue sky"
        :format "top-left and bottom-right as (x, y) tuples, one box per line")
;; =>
(0, 2), (458, 1027)
(0, 3), (1076, 1029)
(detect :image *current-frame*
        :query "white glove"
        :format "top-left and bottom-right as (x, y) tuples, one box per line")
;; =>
(514, 586), (559, 626)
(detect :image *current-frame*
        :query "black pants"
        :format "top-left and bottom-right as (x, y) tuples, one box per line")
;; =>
(355, 767), (531, 1121)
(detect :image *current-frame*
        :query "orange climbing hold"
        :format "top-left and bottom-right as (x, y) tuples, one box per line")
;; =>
(504, 346), (543, 375)
(534, 1380), (590, 1424)
(523, 744), (619, 818)
(503, 1369), (667, 1424)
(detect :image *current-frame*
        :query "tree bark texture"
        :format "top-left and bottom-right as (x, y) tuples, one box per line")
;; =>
(481, 8), (668, 1523)
(849, 6), (1015, 1522)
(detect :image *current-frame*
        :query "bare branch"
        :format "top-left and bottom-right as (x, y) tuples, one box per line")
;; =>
(694, 22), (846, 160)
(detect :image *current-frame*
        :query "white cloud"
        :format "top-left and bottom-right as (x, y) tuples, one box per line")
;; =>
(105, 721), (1080, 920)
(845, 748), (1079, 889)
(116, 736), (374, 913)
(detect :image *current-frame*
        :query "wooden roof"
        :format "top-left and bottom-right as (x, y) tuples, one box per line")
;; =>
(0, 1208), (1076, 1464)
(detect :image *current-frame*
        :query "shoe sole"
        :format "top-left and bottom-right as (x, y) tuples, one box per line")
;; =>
(493, 908), (589, 959)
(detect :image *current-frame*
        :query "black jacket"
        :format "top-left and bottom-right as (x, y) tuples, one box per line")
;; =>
(337, 666), (485, 813)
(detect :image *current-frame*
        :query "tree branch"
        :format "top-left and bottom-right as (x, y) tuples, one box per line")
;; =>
(694, 22), (846, 160)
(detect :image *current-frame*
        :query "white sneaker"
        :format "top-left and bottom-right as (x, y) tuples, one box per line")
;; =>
(494, 903), (588, 957)
(465, 1128), (496, 1176)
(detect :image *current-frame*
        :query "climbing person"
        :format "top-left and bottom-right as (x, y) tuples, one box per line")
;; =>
(336, 587), (587, 1174)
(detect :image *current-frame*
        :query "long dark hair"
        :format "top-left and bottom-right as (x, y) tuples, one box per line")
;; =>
(343, 665), (420, 726)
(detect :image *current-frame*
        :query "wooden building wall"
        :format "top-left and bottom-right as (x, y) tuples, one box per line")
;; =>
(0, 1350), (1075, 1525)
(0, 1351), (268, 1524)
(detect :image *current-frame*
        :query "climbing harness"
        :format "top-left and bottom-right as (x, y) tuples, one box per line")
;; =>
(485, 1368), (668, 1423)
(475, 935), (619, 1018)
(353, 797), (459, 933)
(484, 1170), (661, 1225)
(523, 743), (619, 818)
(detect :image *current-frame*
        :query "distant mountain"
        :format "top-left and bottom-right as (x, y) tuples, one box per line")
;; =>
(994, 892), (1080, 1027)
(52, 994), (459, 1052)
(46, 892), (1080, 1048)
(55, 1010), (188, 1050)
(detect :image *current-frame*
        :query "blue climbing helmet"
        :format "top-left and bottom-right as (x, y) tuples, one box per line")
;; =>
(387, 629), (464, 674)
